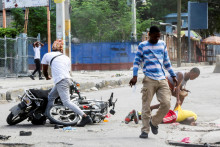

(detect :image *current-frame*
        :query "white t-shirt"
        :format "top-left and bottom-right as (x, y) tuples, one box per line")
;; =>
(33, 46), (41, 59)
(41, 51), (71, 84)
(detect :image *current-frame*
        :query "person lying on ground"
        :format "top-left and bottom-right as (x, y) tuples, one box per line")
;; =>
(125, 105), (197, 126)
(151, 67), (200, 110)
(149, 68), (200, 125)
(125, 68), (200, 126)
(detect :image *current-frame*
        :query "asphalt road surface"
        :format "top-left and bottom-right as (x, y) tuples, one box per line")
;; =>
(0, 66), (220, 147)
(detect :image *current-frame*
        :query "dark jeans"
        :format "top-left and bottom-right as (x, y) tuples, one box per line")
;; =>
(32, 59), (41, 77)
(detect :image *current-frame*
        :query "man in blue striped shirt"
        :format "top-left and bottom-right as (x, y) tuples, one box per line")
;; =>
(129, 26), (178, 139)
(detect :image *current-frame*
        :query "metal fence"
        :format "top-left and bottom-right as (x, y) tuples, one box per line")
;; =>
(161, 34), (209, 63)
(0, 34), (38, 77)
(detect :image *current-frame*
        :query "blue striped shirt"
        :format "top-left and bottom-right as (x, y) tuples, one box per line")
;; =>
(133, 40), (176, 80)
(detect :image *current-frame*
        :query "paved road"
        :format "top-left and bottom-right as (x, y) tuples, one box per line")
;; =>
(0, 86), (171, 147)
(0, 65), (220, 147)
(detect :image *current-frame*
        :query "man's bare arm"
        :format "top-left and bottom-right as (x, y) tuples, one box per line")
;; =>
(174, 72), (183, 109)
(150, 104), (160, 111)
(33, 42), (36, 48)
(42, 64), (51, 80)
(39, 42), (44, 47)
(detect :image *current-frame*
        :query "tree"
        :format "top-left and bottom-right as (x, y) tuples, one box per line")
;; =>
(70, 0), (132, 42)
(201, 0), (220, 36)
(10, 2), (56, 42)
(10, 9), (25, 33)
(138, 0), (220, 37)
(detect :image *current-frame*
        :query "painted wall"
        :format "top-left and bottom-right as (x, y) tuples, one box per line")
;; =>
(29, 42), (139, 70)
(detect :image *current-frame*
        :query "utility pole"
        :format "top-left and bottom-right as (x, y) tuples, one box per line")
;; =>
(55, 0), (66, 54)
(64, 0), (72, 73)
(188, 1), (191, 63)
(24, 8), (29, 34)
(47, 6), (51, 52)
(2, 8), (6, 28)
(131, 0), (137, 42)
(177, 0), (181, 67)
(64, 0), (71, 58)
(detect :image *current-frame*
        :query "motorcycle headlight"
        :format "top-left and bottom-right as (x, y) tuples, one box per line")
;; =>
(22, 96), (32, 106)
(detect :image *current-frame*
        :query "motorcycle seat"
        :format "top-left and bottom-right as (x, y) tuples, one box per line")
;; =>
(78, 100), (90, 104)
(29, 89), (51, 100)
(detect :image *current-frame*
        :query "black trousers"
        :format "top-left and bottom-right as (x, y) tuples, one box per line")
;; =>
(32, 59), (41, 77)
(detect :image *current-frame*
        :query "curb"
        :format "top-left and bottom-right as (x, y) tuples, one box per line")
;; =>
(0, 77), (143, 102)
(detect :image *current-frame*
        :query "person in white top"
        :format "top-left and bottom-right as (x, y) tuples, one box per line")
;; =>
(30, 41), (44, 80)
(41, 39), (92, 127)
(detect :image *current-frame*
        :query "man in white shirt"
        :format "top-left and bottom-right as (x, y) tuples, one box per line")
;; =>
(41, 39), (92, 127)
(30, 41), (44, 80)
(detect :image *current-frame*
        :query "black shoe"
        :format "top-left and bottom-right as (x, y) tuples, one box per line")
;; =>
(77, 116), (92, 127)
(149, 120), (158, 135)
(39, 77), (44, 80)
(29, 75), (35, 80)
(139, 132), (148, 138)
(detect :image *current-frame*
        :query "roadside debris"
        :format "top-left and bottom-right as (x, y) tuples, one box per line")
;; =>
(63, 126), (76, 131)
(167, 140), (215, 147)
(181, 127), (220, 132)
(80, 70), (88, 74)
(111, 73), (124, 77)
(54, 125), (77, 131)
(0, 135), (11, 140)
(169, 122), (180, 129)
(20, 131), (32, 136)
(90, 87), (98, 91)
(181, 137), (190, 143)
(103, 119), (109, 122)
(54, 124), (64, 129)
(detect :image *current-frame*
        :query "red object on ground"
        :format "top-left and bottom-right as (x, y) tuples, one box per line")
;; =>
(162, 110), (177, 124)
(180, 137), (190, 143)
(105, 114), (111, 118)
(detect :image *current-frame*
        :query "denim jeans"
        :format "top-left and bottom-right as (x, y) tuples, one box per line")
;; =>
(46, 78), (84, 117)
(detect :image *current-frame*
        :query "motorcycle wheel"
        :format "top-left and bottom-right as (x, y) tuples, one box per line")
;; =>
(47, 105), (80, 126)
(31, 116), (47, 125)
(6, 112), (27, 125)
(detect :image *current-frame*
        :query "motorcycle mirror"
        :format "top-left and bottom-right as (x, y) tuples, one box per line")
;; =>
(18, 95), (22, 99)
(108, 92), (114, 107)
(110, 109), (116, 115)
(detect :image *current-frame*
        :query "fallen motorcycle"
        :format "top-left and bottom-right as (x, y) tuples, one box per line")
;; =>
(47, 81), (117, 125)
(7, 89), (50, 125)
(6, 81), (117, 126)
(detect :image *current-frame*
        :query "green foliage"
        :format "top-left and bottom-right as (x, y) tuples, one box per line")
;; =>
(11, 2), (56, 42)
(202, 0), (220, 36)
(71, 0), (132, 42)
(0, 28), (18, 38)
(11, 9), (25, 33)
(139, 0), (220, 37)
(136, 18), (154, 39)
(9, 0), (219, 43)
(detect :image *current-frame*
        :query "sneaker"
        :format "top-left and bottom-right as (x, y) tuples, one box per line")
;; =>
(77, 116), (92, 127)
(133, 110), (139, 124)
(29, 75), (35, 80)
(149, 120), (158, 135)
(125, 110), (135, 124)
(139, 132), (148, 138)
(39, 77), (44, 80)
